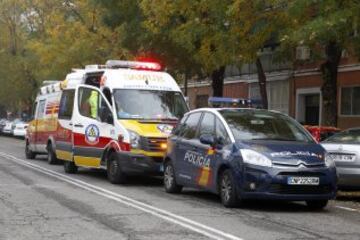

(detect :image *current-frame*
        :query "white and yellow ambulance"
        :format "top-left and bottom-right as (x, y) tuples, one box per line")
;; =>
(55, 60), (189, 183)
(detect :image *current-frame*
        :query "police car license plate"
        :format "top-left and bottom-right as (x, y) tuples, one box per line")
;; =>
(287, 177), (319, 185)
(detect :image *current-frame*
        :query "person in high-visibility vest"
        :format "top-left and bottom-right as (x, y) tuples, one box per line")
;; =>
(88, 90), (99, 118)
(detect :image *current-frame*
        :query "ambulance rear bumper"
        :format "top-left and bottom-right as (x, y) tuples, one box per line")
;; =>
(116, 151), (164, 175)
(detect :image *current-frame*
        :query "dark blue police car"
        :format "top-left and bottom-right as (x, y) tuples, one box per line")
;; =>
(164, 108), (337, 208)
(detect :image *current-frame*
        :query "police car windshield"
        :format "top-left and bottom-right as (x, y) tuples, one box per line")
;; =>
(113, 89), (188, 120)
(220, 109), (314, 143)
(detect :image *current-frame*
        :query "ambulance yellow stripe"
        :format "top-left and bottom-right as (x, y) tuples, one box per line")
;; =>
(56, 150), (73, 161)
(74, 156), (101, 168)
(130, 149), (165, 158)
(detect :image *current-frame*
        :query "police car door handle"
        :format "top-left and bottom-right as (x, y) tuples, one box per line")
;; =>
(74, 124), (84, 128)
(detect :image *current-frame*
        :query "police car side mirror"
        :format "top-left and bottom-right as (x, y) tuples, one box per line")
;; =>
(200, 134), (215, 146)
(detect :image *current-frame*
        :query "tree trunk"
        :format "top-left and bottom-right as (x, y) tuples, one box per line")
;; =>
(184, 71), (188, 96)
(256, 57), (268, 109)
(320, 41), (342, 127)
(211, 66), (226, 97)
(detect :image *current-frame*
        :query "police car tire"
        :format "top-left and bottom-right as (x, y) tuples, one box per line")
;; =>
(64, 161), (78, 174)
(107, 152), (126, 184)
(306, 200), (328, 210)
(25, 141), (36, 159)
(220, 169), (240, 208)
(47, 144), (58, 165)
(164, 161), (182, 193)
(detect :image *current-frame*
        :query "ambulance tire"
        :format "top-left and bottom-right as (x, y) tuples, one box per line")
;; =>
(219, 169), (241, 208)
(47, 144), (59, 165)
(25, 141), (36, 159)
(164, 160), (182, 193)
(107, 152), (126, 184)
(306, 200), (328, 210)
(64, 161), (78, 174)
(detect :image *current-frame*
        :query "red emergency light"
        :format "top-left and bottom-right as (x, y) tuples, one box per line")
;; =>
(106, 60), (162, 71)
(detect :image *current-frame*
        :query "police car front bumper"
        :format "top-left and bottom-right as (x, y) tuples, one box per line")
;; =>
(116, 151), (164, 175)
(235, 164), (337, 201)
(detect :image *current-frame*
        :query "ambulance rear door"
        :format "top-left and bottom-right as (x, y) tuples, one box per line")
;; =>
(72, 85), (115, 168)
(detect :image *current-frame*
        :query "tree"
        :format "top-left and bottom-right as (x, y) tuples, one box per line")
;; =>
(141, 0), (235, 97)
(228, 0), (289, 109)
(282, 0), (360, 126)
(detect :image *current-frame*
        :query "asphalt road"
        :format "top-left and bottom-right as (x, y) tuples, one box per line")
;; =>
(0, 136), (360, 240)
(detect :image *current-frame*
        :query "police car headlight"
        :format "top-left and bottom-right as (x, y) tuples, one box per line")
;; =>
(128, 130), (140, 149)
(240, 149), (272, 167)
(325, 153), (335, 168)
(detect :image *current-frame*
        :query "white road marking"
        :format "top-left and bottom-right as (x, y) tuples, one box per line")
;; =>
(335, 206), (360, 213)
(0, 152), (243, 240)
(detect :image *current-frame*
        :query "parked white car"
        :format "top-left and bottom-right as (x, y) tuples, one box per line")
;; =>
(2, 121), (13, 135)
(13, 122), (29, 138)
(321, 128), (360, 189)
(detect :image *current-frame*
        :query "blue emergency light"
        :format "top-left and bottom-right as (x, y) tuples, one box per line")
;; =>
(208, 97), (263, 108)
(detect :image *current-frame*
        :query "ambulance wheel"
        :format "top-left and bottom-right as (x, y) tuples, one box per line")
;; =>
(107, 152), (126, 184)
(220, 169), (240, 208)
(47, 144), (58, 165)
(306, 200), (328, 210)
(64, 161), (78, 174)
(164, 160), (182, 193)
(25, 141), (36, 159)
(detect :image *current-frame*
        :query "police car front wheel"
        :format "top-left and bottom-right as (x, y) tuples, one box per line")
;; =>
(164, 161), (182, 193)
(220, 169), (240, 208)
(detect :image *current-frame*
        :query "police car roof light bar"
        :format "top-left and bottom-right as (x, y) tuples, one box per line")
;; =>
(106, 60), (162, 71)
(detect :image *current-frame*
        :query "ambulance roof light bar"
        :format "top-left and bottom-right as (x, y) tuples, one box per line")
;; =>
(106, 60), (162, 71)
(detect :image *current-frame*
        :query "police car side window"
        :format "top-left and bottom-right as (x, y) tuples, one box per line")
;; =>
(216, 118), (231, 145)
(182, 112), (202, 139)
(199, 113), (215, 137)
(59, 90), (75, 120)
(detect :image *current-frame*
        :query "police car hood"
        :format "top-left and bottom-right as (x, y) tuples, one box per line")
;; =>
(236, 140), (326, 167)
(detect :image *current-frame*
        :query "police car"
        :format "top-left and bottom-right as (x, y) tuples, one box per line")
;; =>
(164, 108), (337, 209)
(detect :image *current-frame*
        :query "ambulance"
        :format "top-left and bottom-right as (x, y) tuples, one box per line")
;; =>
(26, 81), (62, 164)
(54, 60), (189, 183)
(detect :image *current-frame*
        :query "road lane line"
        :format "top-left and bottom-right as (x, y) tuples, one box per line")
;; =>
(0, 152), (243, 240)
(335, 206), (360, 213)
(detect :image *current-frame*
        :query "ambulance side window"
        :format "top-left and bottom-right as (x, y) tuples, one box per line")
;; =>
(78, 87), (98, 119)
(103, 88), (113, 106)
(198, 112), (216, 137)
(32, 102), (38, 120)
(216, 118), (231, 146)
(37, 100), (46, 119)
(59, 90), (75, 120)
(182, 112), (202, 139)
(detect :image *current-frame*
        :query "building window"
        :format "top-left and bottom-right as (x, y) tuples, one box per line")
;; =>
(341, 86), (360, 116)
(196, 95), (209, 108)
(249, 80), (289, 114)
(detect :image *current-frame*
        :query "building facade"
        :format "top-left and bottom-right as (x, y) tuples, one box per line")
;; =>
(183, 51), (360, 130)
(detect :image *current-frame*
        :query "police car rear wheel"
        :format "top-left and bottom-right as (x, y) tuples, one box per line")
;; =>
(25, 141), (36, 159)
(164, 161), (182, 193)
(306, 200), (328, 210)
(107, 152), (126, 184)
(64, 161), (78, 174)
(220, 169), (239, 208)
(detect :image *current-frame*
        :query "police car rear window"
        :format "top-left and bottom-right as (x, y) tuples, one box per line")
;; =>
(219, 109), (313, 142)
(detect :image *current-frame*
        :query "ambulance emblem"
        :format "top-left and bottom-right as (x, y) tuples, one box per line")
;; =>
(85, 124), (100, 145)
